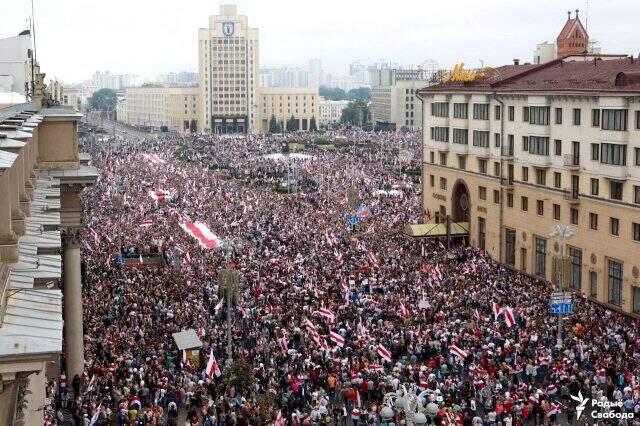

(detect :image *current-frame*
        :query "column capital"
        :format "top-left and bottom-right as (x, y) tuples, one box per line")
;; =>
(62, 227), (83, 249)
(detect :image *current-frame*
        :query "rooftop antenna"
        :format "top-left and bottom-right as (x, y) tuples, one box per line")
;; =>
(31, 0), (37, 62)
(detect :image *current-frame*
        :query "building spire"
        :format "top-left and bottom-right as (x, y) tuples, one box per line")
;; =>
(575, 9), (579, 18)
(567, 10), (571, 20)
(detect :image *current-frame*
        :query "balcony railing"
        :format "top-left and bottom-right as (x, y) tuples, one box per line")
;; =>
(563, 154), (580, 169)
(563, 187), (580, 203)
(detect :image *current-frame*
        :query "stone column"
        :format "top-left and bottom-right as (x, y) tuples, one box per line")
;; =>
(63, 229), (84, 381)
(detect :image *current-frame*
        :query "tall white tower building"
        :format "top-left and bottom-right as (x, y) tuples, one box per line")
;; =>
(198, 3), (259, 134)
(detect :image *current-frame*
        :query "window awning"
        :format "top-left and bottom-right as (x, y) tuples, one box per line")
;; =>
(404, 222), (470, 238)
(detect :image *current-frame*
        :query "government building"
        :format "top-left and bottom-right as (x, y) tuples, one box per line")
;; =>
(198, 3), (259, 134)
(118, 86), (199, 132)
(419, 55), (640, 315)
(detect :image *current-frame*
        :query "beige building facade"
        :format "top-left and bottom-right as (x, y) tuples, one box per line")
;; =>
(419, 56), (640, 316)
(319, 98), (349, 127)
(0, 101), (97, 425)
(259, 87), (319, 132)
(198, 4), (259, 134)
(119, 86), (199, 132)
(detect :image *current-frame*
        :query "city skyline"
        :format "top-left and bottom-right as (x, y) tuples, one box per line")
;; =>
(2, 0), (639, 84)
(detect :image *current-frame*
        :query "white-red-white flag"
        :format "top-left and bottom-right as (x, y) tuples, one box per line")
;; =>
(180, 221), (222, 249)
(139, 219), (153, 228)
(377, 344), (392, 363)
(314, 308), (336, 323)
(367, 252), (380, 268)
(278, 335), (288, 353)
(502, 306), (516, 327)
(450, 345), (468, 360)
(329, 331), (345, 347)
(492, 302), (502, 320)
(205, 349), (222, 378)
(304, 319), (317, 334)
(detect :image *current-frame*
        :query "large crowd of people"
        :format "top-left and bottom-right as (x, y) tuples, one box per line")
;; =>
(58, 129), (640, 425)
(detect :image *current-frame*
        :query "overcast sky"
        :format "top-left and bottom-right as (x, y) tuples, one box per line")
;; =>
(2, 0), (639, 84)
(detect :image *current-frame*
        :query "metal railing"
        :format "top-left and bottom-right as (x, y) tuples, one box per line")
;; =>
(563, 187), (580, 201)
(563, 154), (580, 168)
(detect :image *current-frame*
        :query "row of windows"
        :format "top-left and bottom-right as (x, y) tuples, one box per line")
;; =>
(430, 102), (640, 131)
(428, 151), (640, 204)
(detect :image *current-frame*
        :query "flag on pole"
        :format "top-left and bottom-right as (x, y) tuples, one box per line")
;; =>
(88, 227), (99, 244)
(492, 302), (502, 320)
(503, 306), (516, 327)
(450, 345), (468, 360)
(180, 221), (222, 249)
(304, 319), (317, 334)
(367, 252), (380, 268)
(377, 344), (392, 363)
(205, 349), (222, 378)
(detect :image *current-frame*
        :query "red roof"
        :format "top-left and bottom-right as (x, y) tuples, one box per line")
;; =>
(557, 17), (587, 42)
(419, 57), (640, 94)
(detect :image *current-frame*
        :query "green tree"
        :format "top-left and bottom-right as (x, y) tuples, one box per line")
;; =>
(309, 116), (317, 132)
(347, 87), (371, 101)
(88, 88), (117, 112)
(341, 99), (371, 127)
(269, 114), (281, 133)
(286, 115), (298, 132)
(319, 86), (347, 101)
(221, 358), (254, 394)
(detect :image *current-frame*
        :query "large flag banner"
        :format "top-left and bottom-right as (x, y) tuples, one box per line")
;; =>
(450, 345), (468, 360)
(180, 222), (222, 249)
(142, 153), (166, 164)
(329, 331), (345, 347)
(314, 308), (336, 323)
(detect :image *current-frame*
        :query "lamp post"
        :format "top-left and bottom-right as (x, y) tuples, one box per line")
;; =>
(219, 238), (243, 365)
(549, 224), (576, 350)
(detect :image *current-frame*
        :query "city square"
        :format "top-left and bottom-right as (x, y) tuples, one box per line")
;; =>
(0, 1), (640, 425)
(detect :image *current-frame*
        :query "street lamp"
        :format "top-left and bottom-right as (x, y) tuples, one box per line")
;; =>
(218, 238), (244, 365)
(548, 224), (576, 350)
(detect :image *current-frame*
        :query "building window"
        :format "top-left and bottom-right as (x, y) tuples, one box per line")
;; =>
(522, 106), (529, 122)
(493, 190), (500, 204)
(590, 271), (598, 297)
(536, 200), (544, 216)
(505, 229), (516, 266)
(430, 175), (435, 187)
(555, 107), (562, 124)
(453, 103), (468, 119)
(431, 126), (449, 142)
(452, 128), (468, 144)
(633, 223), (640, 242)
(431, 102), (449, 117)
(473, 103), (489, 120)
(507, 193), (514, 208)
(573, 108), (581, 125)
(601, 109), (628, 131)
(522, 166), (529, 182)
(588, 178), (599, 196)
(554, 139), (562, 156)
(635, 148), (640, 166)
(521, 196), (528, 211)
(635, 186), (640, 204)
(634, 287), (640, 314)
(554, 172), (562, 189)
(478, 217), (486, 250)
(610, 217), (620, 236)
(570, 208), (579, 225)
(529, 136), (549, 155)
(478, 186), (487, 200)
(508, 106), (515, 121)
(569, 247), (582, 290)
(478, 159), (487, 174)
(608, 259), (623, 306)
(601, 143), (627, 165)
(591, 109), (600, 127)
(440, 177), (447, 190)
(439, 153), (447, 165)
(529, 106), (550, 125)
(535, 169), (546, 186)
(472, 131), (490, 147)
(494, 162), (501, 176)
(494, 133), (501, 147)
(458, 156), (467, 170)
(534, 237), (547, 277)
(553, 204), (560, 220)
(610, 181), (623, 201)
(430, 151), (435, 163)
(589, 213), (598, 230)
(522, 136), (529, 152)
(591, 143), (600, 161)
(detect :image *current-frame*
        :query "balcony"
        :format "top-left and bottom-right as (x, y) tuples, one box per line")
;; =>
(528, 154), (552, 168)
(563, 188), (580, 204)
(431, 141), (449, 152)
(450, 143), (469, 155)
(598, 163), (629, 180)
(470, 145), (491, 158)
(501, 146), (514, 159)
(501, 177), (515, 190)
(563, 154), (580, 171)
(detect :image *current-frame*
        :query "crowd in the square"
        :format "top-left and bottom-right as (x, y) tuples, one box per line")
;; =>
(55, 129), (640, 425)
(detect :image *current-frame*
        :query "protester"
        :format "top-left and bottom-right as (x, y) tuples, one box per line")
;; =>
(65, 129), (640, 425)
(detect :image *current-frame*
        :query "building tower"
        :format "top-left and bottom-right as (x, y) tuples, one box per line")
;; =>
(556, 9), (589, 58)
(198, 3), (259, 134)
